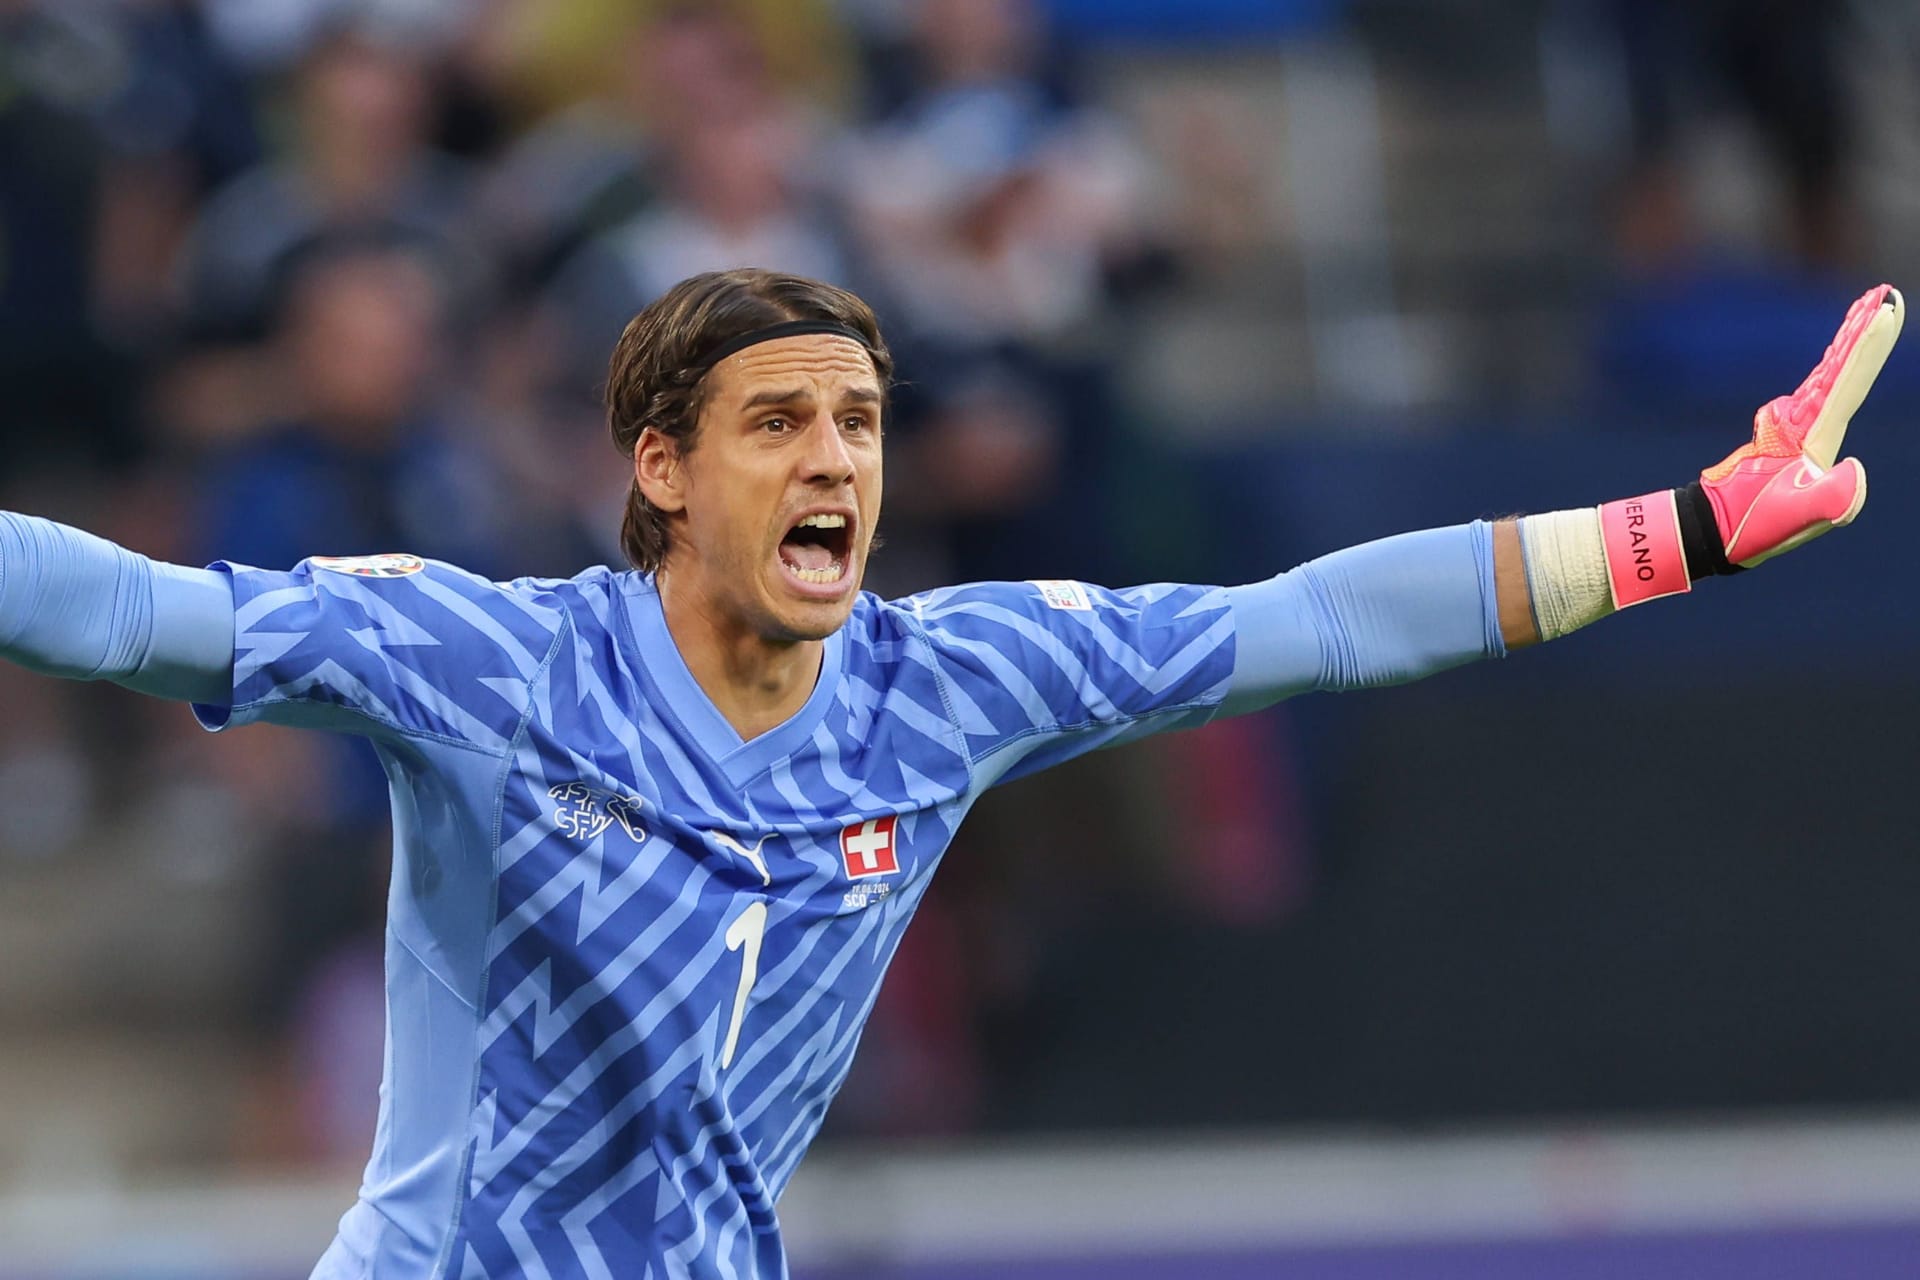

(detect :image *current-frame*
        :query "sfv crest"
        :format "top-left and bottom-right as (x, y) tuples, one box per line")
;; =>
(548, 783), (646, 842)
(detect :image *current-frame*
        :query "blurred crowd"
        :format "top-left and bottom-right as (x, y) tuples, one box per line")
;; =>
(1, 0), (1913, 1174)
(1, 0), (1189, 586)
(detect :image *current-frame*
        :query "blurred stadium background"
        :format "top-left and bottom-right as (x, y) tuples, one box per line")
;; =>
(5, 0), (1920, 1275)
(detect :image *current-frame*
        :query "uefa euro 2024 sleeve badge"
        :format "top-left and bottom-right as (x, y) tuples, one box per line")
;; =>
(311, 553), (427, 578)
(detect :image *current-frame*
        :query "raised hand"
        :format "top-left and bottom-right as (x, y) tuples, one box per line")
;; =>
(1702, 284), (1904, 567)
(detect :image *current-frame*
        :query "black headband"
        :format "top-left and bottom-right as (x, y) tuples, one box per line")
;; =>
(698, 319), (872, 370)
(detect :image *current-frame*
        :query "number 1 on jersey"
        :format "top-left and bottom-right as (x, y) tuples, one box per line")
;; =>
(721, 901), (768, 1068)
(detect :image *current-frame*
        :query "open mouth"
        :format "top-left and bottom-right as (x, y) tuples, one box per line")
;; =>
(777, 512), (853, 591)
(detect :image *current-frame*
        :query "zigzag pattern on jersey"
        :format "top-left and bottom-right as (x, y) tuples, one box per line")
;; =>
(902, 579), (1237, 784)
(225, 562), (1238, 1277)
(449, 576), (970, 1278)
(222, 558), (564, 747)
(223, 564), (1238, 1277)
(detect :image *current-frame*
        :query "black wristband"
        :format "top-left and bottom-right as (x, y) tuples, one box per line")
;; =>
(1675, 481), (1742, 579)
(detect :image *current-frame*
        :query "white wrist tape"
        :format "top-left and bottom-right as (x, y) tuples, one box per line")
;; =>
(1517, 508), (1615, 641)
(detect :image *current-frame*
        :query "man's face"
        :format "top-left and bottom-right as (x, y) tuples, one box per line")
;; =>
(643, 334), (884, 643)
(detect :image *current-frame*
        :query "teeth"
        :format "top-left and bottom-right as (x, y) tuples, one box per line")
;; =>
(792, 563), (844, 584)
(797, 513), (847, 529)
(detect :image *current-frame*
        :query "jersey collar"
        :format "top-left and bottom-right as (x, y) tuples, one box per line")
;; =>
(619, 574), (845, 787)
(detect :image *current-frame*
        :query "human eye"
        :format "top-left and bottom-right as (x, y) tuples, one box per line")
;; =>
(760, 415), (793, 435)
(840, 414), (869, 434)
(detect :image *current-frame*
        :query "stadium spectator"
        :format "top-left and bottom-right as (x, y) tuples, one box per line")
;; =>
(1603, 0), (1856, 272)
(471, 0), (851, 122)
(89, 0), (264, 341)
(0, 2), (146, 479)
(547, 108), (855, 385)
(195, 236), (503, 579)
(843, 0), (1151, 348)
(527, 6), (848, 357)
(471, 0), (855, 298)
(176, 26), (475, 341)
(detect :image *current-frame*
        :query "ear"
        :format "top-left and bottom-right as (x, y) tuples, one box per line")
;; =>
(634, 427), (686, 514)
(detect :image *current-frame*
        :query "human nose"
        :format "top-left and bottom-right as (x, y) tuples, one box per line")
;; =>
(797, 412), (855, 486)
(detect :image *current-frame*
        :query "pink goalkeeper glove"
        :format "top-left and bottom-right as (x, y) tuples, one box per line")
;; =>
(1599, 283), (1905, 608)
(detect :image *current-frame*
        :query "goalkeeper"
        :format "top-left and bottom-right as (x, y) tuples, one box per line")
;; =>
(0, 273), (1900, 1278)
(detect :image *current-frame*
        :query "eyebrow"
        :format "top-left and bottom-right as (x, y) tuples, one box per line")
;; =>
(739, 385), (884, 412)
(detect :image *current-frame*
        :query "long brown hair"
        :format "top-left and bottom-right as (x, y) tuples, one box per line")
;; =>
(604, 269), (893, 572)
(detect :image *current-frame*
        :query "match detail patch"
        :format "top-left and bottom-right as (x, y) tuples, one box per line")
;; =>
(1031, 579), (1092, 611)
(311, 553), (426, 578)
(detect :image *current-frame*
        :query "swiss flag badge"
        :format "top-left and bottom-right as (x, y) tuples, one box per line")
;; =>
(840, 816), (899, 880)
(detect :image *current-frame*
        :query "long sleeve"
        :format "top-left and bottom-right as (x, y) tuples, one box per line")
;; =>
(900, 577), (1237, 788)
(0, 512), (235, 706)
(1222, 520), (1505, 715)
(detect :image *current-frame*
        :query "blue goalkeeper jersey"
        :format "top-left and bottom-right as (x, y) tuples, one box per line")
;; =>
(200, 556), (1236, 1279)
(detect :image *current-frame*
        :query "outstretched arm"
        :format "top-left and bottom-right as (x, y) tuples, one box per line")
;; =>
(1225, 283), (1902, 712)
(0, 513), (234, 705)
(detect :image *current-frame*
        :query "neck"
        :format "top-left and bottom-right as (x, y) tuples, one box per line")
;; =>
(655, 567), (823, 741)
